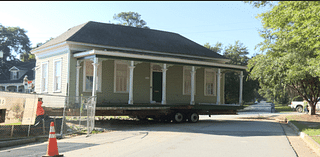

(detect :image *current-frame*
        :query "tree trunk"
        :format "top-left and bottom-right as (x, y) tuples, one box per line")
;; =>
(309, 104), (316, 115)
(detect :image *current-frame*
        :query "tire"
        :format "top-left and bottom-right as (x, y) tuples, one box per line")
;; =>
(296, 106), (303, 113)
(174, 112), (184, 123)
(188, 113), (199, 123)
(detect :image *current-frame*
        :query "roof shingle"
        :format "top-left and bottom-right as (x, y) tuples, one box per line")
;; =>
(33, 21), (225, 59)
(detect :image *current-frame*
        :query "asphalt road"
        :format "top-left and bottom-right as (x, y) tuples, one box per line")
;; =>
(0, 116), (297, 157)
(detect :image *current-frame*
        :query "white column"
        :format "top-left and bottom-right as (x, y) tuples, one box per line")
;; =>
(4, 86), (7, 91)
(76, 61), (81, 103)
(216, 69), (221, 105)
(16, 85), (19, 92)
(90, 58), (99, 131)
(190, 66), (196, 105)
(239, 71), (244, 105)
(128, 61), (135, 104)
(91, 58), (99, 97)
(161, 64), (167, 105)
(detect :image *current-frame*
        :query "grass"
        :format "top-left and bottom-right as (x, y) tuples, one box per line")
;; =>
(5, 122), (22, 125)
(274, 103), (293, 113)
(287, 116), (320, 145)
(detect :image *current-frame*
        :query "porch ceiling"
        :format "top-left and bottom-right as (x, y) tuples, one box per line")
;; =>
(74, 49), (247, 71)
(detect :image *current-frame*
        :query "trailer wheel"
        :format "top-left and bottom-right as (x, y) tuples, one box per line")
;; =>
(189, 113), (199, 123)
(174, 112), (184, 123)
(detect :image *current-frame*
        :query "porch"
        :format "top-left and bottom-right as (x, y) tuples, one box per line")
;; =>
(72, 49), (246, 106)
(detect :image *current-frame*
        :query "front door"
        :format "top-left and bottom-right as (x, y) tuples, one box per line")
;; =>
(152, 72), (162, 102)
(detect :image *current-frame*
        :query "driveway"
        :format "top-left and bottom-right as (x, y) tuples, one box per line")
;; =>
(0, 116), (297, 157)
(239, 101), (275, 114)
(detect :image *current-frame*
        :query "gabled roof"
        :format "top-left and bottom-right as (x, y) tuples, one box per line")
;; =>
(9, 66), (19, 71)
(32, 21), (226, 60)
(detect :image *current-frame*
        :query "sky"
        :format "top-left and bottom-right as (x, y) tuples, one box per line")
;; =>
(0, 1), (273, 57)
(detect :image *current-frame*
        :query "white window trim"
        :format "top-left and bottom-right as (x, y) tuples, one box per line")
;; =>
(11, 70), (19, 80)
(82, 59), (102, 92)
(41, 61), (49, 93)
(114, 60), (129, 93)
(53, 58), (62, 93)
(204, 68), (216, 96)
(182, 66), (196, 95)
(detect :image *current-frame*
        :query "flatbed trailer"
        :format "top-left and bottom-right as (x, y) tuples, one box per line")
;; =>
(95, 104), (244, 123)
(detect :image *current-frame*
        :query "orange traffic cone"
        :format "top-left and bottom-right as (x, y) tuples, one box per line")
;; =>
(43, 122), (63, 157)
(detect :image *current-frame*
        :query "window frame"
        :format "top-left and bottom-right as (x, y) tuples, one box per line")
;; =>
(41, 61), (49, 93)
(114, 60), (129, 93)
(11, 71), (19, 80)
(53, 58), (62, 92)
(182, 66), (196, 95)
(82, 59), (102, 92)
(204, 68), (216, 96)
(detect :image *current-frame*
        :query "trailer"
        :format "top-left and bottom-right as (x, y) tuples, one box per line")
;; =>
(95, 104), (244, 123)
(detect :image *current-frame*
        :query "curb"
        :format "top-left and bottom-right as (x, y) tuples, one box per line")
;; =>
(0, 127), (104, 149)
(0, 137), (36, 148)
(0, 136), (48, 149)
(288, 121), (320, 156)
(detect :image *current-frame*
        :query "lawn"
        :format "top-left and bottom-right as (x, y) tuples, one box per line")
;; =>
(275, 104), (293, 113)
(286, 114), (320, 144)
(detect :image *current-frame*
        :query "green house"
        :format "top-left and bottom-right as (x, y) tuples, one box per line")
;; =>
(31, 21), (246, 108)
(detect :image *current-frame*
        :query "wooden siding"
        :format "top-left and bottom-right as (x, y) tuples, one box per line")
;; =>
(73, 60), (225, 105)
(34, 50), (69, 108)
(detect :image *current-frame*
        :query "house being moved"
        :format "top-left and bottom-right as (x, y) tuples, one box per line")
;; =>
(31, 21), (246, 108)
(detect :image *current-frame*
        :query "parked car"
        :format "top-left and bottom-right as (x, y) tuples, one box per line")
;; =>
(289, 97), (320, 113)
(289, 97), (305, 112)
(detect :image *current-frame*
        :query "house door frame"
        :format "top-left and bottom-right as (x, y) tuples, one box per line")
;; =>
(152, 72), (162, 103)
(150, 63), (163, 103)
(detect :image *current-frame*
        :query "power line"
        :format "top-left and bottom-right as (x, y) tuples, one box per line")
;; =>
(159, 21), (259, 30)
(180, 27), (259, 34)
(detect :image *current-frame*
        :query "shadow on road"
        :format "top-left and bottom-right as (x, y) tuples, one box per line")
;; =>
(94, 118), (289, 137)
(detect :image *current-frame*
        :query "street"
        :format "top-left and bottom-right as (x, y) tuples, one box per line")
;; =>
(0, 119), (297, 157)
(0, 102), (299, 157)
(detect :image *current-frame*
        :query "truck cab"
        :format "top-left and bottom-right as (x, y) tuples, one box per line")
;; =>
(289, 97), (320, 113)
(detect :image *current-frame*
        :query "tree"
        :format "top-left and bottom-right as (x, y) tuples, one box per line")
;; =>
(113, 12), (149, 28)
(223, 41), (249, 66)
(248, 1), (320, 115)
(223, 41), (259, 104)
(0, 24), (31, 62)
(20, 52), (35, 62)
(244, 1), (273, 8)
(204, 42), (223, 54)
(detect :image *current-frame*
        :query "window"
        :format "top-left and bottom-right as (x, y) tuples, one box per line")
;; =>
(54, 59), (62, 92)
(114, 60), (129, 93)
(204, 69), (216, 96)
(11, 71), (18, 80)
(83, 60), (101, 92)
(183, 66), (196, 95)
(41, 62), (48, 92)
